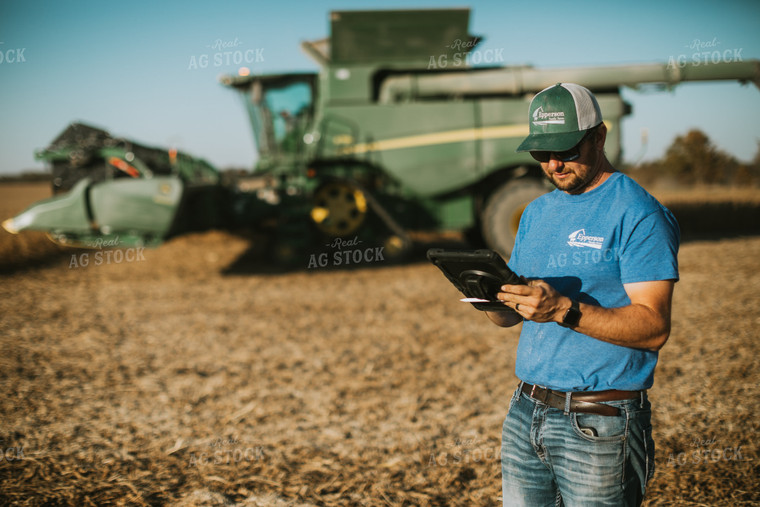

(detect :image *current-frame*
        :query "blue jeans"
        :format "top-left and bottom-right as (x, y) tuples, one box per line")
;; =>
(501, 383), (655, 506)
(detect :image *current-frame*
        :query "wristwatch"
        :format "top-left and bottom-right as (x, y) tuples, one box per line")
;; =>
(560, 299), (581, 328)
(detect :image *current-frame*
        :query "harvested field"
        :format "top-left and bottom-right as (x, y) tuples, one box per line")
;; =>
(0, 182), (758, 506)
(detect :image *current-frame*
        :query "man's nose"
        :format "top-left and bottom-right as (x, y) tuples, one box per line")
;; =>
(548, 155), (564, 171)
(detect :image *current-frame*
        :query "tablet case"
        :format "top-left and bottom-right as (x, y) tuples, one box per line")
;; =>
(427, 248), (523, 311)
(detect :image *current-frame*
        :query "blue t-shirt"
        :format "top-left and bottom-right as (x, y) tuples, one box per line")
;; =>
(507, 171), (679, 391)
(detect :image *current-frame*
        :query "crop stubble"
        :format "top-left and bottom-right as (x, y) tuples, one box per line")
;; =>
(0, 183), (758, 506)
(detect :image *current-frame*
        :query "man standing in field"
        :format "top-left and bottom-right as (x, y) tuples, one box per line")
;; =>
(487, 83), (679, 506)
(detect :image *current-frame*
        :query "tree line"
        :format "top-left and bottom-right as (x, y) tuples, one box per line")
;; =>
(626, 129), (760, 187)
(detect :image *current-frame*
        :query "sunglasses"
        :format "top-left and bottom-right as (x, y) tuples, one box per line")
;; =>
(530, 129), (595, 163)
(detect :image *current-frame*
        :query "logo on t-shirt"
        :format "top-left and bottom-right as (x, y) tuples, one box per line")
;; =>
(567, 229), (604, 249)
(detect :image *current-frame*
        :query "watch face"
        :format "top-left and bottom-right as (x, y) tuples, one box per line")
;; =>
(562, 301), (581, 327)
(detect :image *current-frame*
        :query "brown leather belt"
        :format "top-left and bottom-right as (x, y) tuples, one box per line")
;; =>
(520, 383), (645, 417)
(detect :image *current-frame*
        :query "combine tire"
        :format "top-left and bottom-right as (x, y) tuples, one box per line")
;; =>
(482, 180), (547, 258)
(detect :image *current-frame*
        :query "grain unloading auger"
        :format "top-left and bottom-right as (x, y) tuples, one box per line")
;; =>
(4, 8), (759, 261)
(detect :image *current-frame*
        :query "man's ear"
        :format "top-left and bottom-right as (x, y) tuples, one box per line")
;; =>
(595, 123), (608, 148)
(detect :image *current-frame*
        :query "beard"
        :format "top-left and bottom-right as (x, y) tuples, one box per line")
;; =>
(542, 151), (603, 194)
(545, 171), (587, 193)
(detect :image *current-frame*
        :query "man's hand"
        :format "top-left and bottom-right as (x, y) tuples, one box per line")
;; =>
(496, 280), (569, 324)
(485, 280), (562, 328)
(491, 279), (675, 351)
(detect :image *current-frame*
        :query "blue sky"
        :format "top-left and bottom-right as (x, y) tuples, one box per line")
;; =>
(0, 0), (758, 175)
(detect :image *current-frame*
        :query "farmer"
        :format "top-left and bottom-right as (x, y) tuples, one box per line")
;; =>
(487, 83), (679, 506)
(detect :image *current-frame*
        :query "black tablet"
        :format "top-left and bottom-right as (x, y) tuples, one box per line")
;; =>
(427, 248), (525, 311)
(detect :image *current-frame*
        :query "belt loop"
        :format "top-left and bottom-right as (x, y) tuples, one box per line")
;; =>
(564, 391), (572, 415)
(640, 390), (644, 408)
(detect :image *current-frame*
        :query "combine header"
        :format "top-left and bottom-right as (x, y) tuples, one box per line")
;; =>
(4, 123), (227, 248)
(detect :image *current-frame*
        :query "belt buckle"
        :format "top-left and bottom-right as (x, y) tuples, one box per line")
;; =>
(532, 384), (550, 405)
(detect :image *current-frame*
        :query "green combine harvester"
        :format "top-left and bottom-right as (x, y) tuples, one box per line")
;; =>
(4, 8), (759, 260)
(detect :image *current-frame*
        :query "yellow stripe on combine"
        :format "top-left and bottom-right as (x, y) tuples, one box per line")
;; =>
(340, 124), (531, 155)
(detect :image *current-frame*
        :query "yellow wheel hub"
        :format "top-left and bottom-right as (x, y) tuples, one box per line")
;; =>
(310, 182), (368, 236)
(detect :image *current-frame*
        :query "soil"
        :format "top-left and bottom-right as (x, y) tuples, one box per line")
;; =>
(0, 183), (758, 506)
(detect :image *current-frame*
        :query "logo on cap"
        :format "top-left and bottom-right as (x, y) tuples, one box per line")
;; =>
(532, 107), (565, 126)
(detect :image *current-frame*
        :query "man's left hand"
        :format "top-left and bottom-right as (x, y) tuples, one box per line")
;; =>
(497, 280), (569, 324)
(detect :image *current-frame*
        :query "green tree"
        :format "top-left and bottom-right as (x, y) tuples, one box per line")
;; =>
(661, 129), (738, 185)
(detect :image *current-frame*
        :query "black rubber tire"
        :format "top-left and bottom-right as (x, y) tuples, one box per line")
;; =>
(482, 179), (548, 259)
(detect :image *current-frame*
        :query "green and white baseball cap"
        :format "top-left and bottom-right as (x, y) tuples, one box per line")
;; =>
(516, 83), (603, 152)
